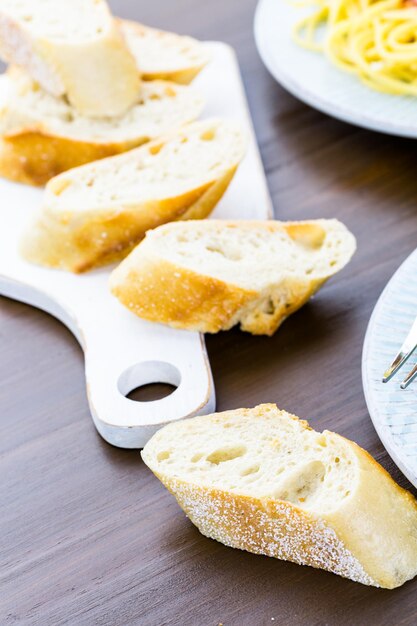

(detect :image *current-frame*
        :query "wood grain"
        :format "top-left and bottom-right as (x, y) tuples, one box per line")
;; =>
(2, 0), (417, 623)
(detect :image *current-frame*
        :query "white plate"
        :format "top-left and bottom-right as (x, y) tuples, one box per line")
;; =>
(0, 42), (272, 449)
(254, 0), (417, 138)
(362, 249), (417, 488)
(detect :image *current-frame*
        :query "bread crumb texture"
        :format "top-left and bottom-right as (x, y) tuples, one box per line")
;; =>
(120, 20), (209, 83)
(0, 69), (204, 144)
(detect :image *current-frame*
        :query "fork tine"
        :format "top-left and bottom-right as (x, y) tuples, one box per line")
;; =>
(401, 362), (417, 389)
(383, 351), (413, 383)
(382, 315), (417, 383)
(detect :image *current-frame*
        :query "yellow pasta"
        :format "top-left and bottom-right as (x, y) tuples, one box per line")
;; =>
(293, 0), (417, 95)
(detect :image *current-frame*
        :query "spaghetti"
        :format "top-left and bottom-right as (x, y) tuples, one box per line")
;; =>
(293, 0), (417, 96)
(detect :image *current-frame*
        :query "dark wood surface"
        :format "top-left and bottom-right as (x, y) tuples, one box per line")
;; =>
(2, 0), (417, 624)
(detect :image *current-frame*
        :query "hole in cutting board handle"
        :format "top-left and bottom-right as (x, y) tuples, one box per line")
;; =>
(127, 383), (177, 402)
(118, 361), (181, 404)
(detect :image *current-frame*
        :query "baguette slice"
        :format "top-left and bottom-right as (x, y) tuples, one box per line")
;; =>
(110, 219), (356, 336)
(121, 20), (210, 84)
(142, 404), (417, 589)
(0, 0), (140, 117)
(0, 69), (204, 186)
(21, 119), (246, 273)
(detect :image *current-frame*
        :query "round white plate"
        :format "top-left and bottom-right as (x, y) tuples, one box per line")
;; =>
(362, 249), (417, 488)
(254, 0), (417, 138)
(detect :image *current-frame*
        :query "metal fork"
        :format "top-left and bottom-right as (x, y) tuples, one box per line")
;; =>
(383, 314), (417, 388)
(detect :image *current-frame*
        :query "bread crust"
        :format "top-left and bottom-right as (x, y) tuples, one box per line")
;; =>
(110, 220), (355, 335)
(0, 3), (140, 117)
(0, 132), (140, 187)
(154, 477), (374, 585)
(111, 250), (257, 332)
(142, 404), (417, 589)
(324, 436), (417, 588)
(21, 168), (238, 273)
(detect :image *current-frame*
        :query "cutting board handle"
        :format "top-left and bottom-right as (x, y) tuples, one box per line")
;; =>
(1, 278), (216, 448)
(82, 313), (216, 448)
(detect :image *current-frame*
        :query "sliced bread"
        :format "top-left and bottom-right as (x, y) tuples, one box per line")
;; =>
(0, 0), (140, 117)
(120, 20), (210, 84)
(21, 119), (246, 273)
(0, 68), (204, 185)
(110, 219), (356, 336)
(142, 404), (417, 589)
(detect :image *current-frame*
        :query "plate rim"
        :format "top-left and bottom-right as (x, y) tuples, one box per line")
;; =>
(362, 248), (417, 488)
(254, 0), (417, 139)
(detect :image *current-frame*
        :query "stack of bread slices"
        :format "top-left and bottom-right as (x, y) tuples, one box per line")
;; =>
(0, 0), (211, 184)
(0, 0), (257, 276)
(0, 0), (356, 338)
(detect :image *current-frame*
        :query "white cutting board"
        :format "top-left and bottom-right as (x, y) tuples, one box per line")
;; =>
(0, 42), (273, 449)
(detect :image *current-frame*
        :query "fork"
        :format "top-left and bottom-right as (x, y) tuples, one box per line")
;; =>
(383, 314), (417, 388)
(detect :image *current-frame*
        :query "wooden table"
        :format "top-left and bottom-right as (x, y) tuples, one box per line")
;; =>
(2, 0), (417, 624)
